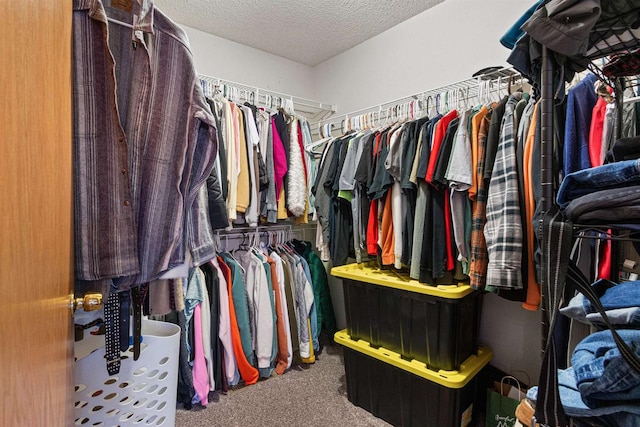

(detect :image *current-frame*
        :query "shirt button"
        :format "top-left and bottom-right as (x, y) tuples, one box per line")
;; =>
(121, 168), (127, 175)
(118, 136), (124, 142)
(124, 200), (130, 206)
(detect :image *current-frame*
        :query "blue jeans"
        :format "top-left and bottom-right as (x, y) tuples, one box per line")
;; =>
(556, 159), (640, 209)
(527, 368), (640, 426)
(560, 279), (640, 327)
(585, 308), (640, 327)
(572, 329), (640, 408)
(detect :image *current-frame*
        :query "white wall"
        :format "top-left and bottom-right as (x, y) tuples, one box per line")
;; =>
(314, 0), (531, 114)
(182, 25), (317, 100)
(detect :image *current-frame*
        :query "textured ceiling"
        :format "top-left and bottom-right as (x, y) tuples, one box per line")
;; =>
(153, 0), (446, 66)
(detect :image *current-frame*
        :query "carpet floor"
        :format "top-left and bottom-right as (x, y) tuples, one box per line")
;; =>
(175, 343), (393, 427)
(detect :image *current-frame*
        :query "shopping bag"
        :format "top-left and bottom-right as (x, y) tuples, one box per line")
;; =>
(486, 376), (524, 427)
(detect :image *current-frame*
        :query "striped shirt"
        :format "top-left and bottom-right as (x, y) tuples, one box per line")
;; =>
(485, 93), (524, 289)
(73, 0), (217, 288)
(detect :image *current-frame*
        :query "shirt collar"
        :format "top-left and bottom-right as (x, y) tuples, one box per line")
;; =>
(74, 0), (154, 33)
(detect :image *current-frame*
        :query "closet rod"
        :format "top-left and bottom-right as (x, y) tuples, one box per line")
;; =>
(198, 74), (336, 116)
(215, 224), (293, 235)
(317, 67), (522, 129)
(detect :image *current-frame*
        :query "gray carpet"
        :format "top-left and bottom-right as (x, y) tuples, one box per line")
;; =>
(175, 344), (392, 427)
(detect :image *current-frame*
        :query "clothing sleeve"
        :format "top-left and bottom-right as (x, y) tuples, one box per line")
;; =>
(339, 137), (359, 191)
(446, 112), (473, 190)
(206, 162), (229, 230)
(188, 184), (216, 266)
(188, 81), (218, 205)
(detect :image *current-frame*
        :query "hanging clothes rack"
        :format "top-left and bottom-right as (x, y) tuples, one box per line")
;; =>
(199, 74), (336, 124)
(317, 67), (523, 135)
(533, 2), (640, 425)
(214, 224), (316, 250)
(539, 1), (640, 332)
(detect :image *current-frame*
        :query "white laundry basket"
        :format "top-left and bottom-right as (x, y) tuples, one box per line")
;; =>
(74, 318), (180, 427)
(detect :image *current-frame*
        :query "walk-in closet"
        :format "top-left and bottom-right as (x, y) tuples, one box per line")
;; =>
(3, 1), (640, 426)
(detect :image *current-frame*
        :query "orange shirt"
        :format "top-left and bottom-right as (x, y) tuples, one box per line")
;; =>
(380, 192), (395, 265)
(522, 102), (540, 311)
(469, 105), (489, 200)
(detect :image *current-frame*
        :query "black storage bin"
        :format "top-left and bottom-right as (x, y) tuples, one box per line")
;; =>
(335, 330), (492, 427)
(332, 263), (482, 371)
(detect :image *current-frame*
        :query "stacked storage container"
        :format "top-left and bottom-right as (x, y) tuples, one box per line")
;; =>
(332, 263), (492, 427)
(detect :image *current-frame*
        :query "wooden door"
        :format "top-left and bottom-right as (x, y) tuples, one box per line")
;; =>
(0, 1), (74, 426)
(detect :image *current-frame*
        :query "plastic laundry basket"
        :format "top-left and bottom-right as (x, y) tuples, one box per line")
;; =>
(74, 318), (180, 427)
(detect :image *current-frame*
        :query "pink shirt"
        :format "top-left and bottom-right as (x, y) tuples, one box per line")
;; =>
(272, 117), (288, 201)
(192, 304), (210, 406)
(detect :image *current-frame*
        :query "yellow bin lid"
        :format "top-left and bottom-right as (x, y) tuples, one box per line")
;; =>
(331, 263), (474, 299)
(334, 330), (492, 389)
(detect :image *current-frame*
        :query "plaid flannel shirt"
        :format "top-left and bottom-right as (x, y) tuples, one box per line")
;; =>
(484, 93), (524, 289)
(469, 112), (492, 290)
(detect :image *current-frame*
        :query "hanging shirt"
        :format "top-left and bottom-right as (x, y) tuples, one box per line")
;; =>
(386, 126), (407, 268)
(300, 119), (317, 217)
(191, 304), (209, 406)
(425, 110), (458, 184)
(220, 99), (238, 222)
(210, 258), (239, 386)
(241, 106), (261, 226)
(274, 111), (291, 195)
(485, 93), (524, 290)
(197, 269), (215, 392)
(446, 110), (473, 271)
(469, 106), (490, 200)
(366, 133), (382, 256)
(523, 101), (542, 310)
(410, 122), (431, 280)
(218, 254), (255, 368)
(278, 253), (300, 362)
(235, 108), (251, 214)
(266, 253), (291, 374)
(564, 73), (599, 175)
(287, 118), (308, 217)
(260, 112), (278, 223)
(355, 133), (376, 259)
(283, 251), (314, 361)
(339, 131), (371, 262)
(272, 117), (288, 202)
(72, 0), (218, 287)
(469, 109), (494, 290)
(216, 256), (259, 385)
(434, 118), (460, 274)
(237, 251), (274, 375)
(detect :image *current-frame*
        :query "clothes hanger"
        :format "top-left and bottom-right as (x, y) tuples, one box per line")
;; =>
(458, 87), (466, 110)
(305, 134), (331, 154)
(232, 233), (249, 258)
(494, 77), (501, 100)
(425, 95), (433, 117)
